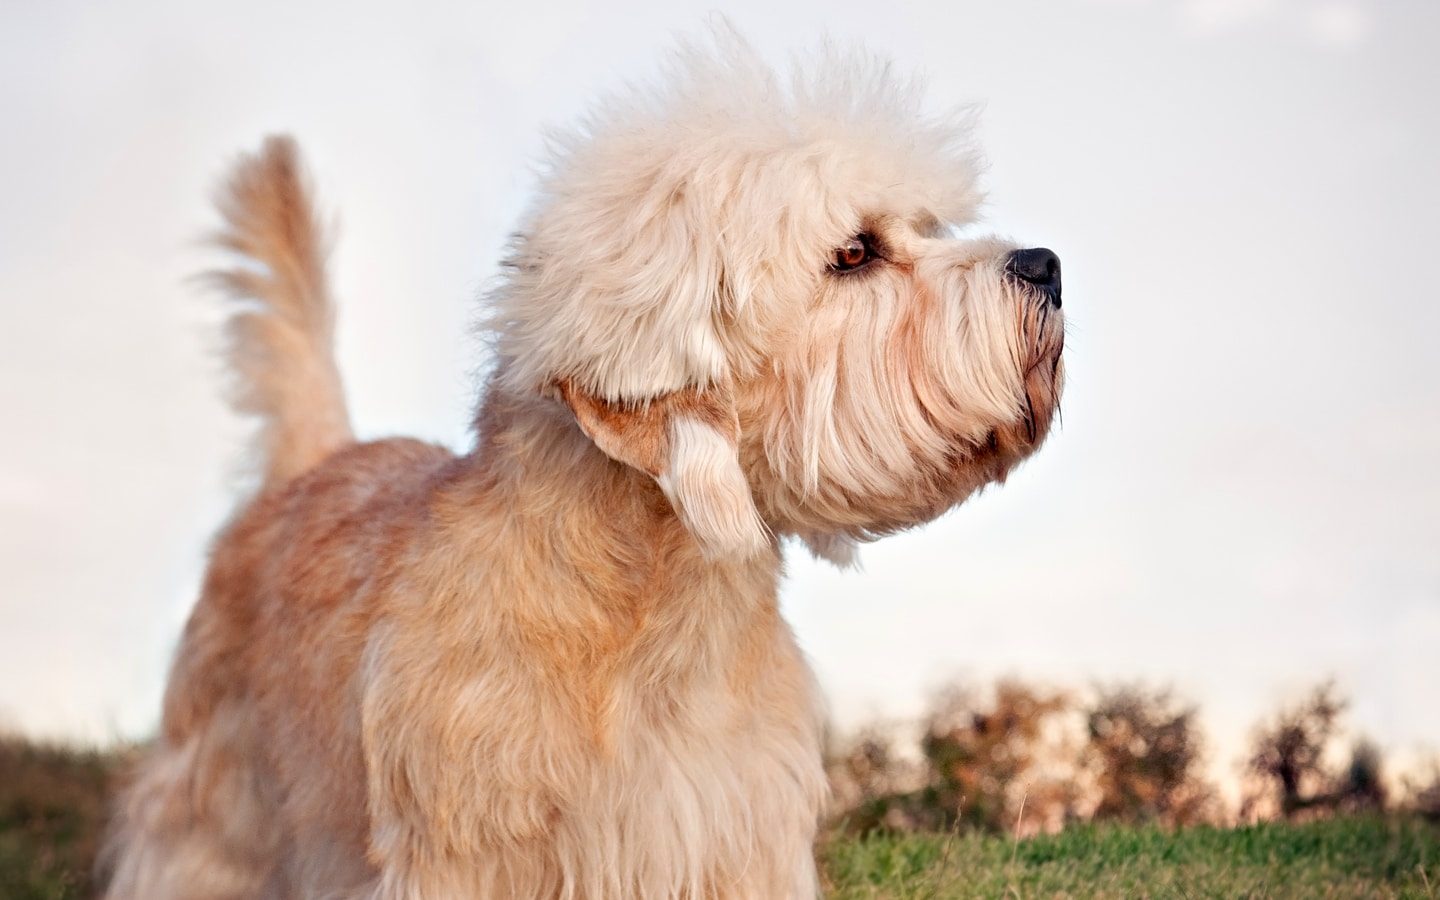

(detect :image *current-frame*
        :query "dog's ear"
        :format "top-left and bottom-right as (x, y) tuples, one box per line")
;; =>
(556, 379), (768, 560)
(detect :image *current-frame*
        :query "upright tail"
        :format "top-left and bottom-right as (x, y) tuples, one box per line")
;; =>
(208, 135), (354, 486)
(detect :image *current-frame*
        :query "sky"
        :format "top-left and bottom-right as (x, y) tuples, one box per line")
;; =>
(2, 0), (1437, 785)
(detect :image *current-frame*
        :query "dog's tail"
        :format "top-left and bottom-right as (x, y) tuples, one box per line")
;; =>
(208, 135), (354, 487)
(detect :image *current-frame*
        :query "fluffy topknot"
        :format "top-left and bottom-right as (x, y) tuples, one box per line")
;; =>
(486, 24), (985, 403)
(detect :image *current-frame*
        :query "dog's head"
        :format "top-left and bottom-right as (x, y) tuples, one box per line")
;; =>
(490, 33), (1065, 562)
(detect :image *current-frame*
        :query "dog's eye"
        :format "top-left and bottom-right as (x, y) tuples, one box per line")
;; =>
(830, 234), (878, 273)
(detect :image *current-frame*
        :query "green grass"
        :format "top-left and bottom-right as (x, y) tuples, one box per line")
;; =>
(2, 736), (1437, 898)
(822, 817), (1440, 899)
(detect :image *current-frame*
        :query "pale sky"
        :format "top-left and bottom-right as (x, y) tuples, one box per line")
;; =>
(2, 0), (1437, 782)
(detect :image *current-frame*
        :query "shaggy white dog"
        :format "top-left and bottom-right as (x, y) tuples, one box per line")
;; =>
(101, 28), (1064, 900)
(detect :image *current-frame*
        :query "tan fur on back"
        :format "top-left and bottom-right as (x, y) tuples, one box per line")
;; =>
(101, 29), (1065, 900)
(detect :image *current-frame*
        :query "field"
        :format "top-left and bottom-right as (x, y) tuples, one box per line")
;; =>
(0, 736), (122, 900)
(4, 736), (1439, 899)
(824, 818), (1440, 898)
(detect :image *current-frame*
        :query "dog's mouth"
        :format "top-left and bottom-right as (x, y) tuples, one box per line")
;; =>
(912, 252), (1066, 486)
(1019, 296), (1065, 444)
(978, 292), (1066, 463)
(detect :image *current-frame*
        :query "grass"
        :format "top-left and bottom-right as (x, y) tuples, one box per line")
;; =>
(822, 817), (1440, 899)
(0, 735), (128, 900)
(2, 736), (1438, 899)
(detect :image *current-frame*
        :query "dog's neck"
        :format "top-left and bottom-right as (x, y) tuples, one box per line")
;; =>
(450, 389), (783, 629)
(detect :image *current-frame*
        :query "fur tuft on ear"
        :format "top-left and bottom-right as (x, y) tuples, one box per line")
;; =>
(657, 416), (769, 560)
(556, 380), (769, 560)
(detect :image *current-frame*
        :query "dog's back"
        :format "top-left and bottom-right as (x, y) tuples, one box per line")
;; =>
(99, 137), (438, 898)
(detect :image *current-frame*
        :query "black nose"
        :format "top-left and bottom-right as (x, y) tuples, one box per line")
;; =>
(1006, 248), (1062, 307)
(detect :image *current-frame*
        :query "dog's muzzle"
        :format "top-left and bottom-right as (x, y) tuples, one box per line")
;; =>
(1005, 248), (1062, 309)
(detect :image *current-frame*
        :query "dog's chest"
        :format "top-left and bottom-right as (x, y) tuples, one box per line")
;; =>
(561, 634), (826, 886)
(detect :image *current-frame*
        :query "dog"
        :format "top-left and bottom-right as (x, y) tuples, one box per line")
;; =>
(101, 31), (1064, 900)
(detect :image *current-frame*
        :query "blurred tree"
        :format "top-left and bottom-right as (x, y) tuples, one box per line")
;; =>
(828, 679), (1079, 835)
(1082, 684), (1216, 826)
(1246, 681), (1345, 818)
(1244, 682), (1388, 819)
(920, 680), (1077, 833)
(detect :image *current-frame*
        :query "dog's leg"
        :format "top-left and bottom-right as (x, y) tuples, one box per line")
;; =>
(99, 707), (281, 899)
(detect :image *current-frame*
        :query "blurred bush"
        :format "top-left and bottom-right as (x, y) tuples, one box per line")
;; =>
(829, 679), (1082, 836)
(1081, 683), (1216, 826)
(0, 734), (129, 899)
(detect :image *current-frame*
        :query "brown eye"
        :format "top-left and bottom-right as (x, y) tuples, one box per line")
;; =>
(831, 234), (877, 272)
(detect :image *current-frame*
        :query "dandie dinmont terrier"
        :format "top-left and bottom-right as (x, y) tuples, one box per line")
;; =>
(101, 30), (1064, 900)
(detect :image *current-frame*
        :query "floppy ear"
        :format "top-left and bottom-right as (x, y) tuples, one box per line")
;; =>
(556, 379), (768, 560)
